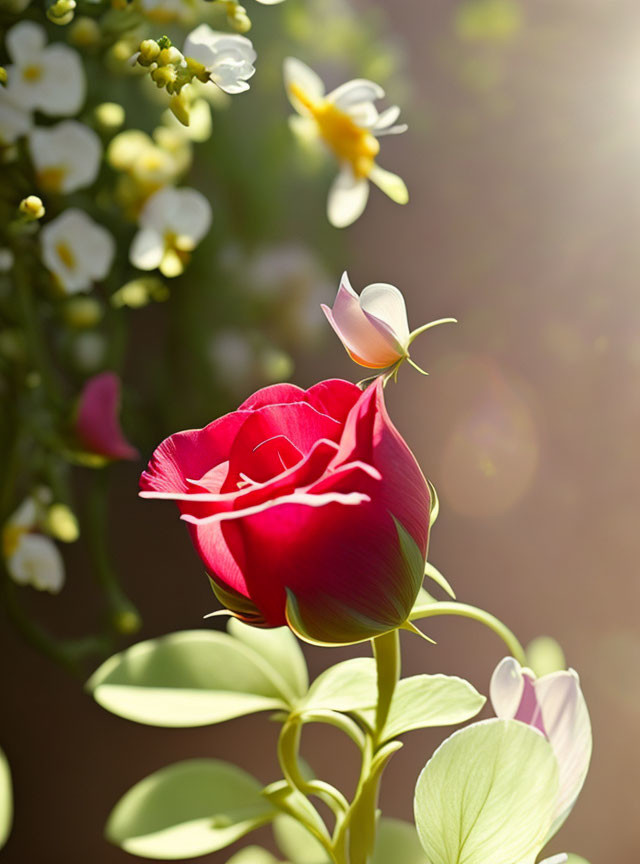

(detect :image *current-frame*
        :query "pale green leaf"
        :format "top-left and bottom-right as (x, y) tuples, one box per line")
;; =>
(371, 819), (426, 864)
(0, 747), (12, 851)
(424, 562), (456, 600)
(414, 719), (559, 864)
(565, 856), (590, 864)
(226, 847), (284, 864)
(300, 658), (377, 713)
(88, 630), (289, 727)
(273, 815), (329, 864)
(380, 674), (485, 740)
(228, 619), (308, 700)
(107, 759), (274, 859)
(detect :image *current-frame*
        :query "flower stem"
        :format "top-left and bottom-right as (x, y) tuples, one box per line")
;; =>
(409, 600), (527, 665)
(372, 628), (401, 745)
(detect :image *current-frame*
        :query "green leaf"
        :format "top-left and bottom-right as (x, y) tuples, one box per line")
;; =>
(424, 561), (456, 600)
(88, 630), (289, 727)
(414, 719), (559, 864)
(106, 759), (275, 859)
(565, 856), (591, 864)
(226, 847), (284, 864)
(273, 815), (329, 864)
(371, 819), (426, 864)
(359, 674), (486, 740)
(228, 619), (308, 700)
(0, 747), (12, 851)
(300, 658), (377, 713)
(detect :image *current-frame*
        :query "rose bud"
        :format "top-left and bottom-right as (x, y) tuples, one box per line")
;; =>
(140, 378), (432, 645)
(490, 656), (592, 838)
(75, 371), (139, 461)
(322, 272), (456, 372)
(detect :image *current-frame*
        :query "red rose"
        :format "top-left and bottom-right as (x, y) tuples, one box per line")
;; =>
(140, 378), (431, 644)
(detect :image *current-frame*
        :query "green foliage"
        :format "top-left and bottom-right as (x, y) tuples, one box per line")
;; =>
(414, 719), (559, 864)
(228, 619), (309, 700)
(88, 629), (292, 727)
(0, 747), (12, 851)
(358, 674), (486, 741)
(106, 759), (275, 859)
(273, 815), (425, 864)
(298, 658), (377, 713)
(226, 848), (285, 864)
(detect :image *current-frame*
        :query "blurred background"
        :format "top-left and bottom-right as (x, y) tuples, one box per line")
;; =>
(1, 0), (639, 860)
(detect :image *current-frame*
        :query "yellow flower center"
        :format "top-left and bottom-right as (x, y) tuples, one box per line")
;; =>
(56, 242), (76, 271)
(23, 64), (42, 82)
(37, 165), (67, 193)
(2, 523), (25, 559)
(289, 82), (380, 179)
(160, 232), (191, 278)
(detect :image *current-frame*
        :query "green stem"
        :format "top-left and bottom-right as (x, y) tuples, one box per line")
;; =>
(409, 601), (527, 665)
(372, 629), (401, 745)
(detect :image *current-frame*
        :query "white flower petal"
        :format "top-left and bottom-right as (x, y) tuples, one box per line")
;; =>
(130, 228), (164, 271)
(41, 209), (114, 293)
(7, 533), (65, 593)
(359, 282), (410, 347)
(374, 104), (401, 130)
(7, 20), (45, 62)
(288, 114), (320, 147)
(139, 187), (212, 243)
(327, 78), (385, 110)
(184, 26), (255, 94)
(536, 671), (592, 836)
(0, 87), (31, 145)
(29, 121), (101, 193)
(283, 57), (325, 113)
(369, 164), (409, 204)
(327, 168), (369, 228)
(490, 656), (526, 720)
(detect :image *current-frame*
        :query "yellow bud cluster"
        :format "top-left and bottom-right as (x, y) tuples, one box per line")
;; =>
(46, 0), (76, 25)
(69, 16), (101, 48)
(133, 37), (206, 112)
(225, 1), (252, 33)
(19, 196), (45, 220)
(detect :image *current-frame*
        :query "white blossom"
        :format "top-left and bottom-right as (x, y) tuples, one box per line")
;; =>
(41, 209), (115, 293)
(284, 57), (408, 227)
(183, 25), (256, 95)
(6, 533), (65, 593)
(0, 86), (31, 146)
(4, 21), (85, 117)
(29, 121), (102, 194)
(130, 186), (211, 278)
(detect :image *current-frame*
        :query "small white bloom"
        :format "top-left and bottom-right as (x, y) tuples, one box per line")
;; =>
(283, 57), (408, 228)
(4, 21), (85, 117)
(41, 209), (115, 293)
(0, 249), (14, 273)
(0, 86), (31, 146)
(7, 533), (65, 593)
(29, 121), (102, 194)
(183, 25), (256, 95)
(130, 186), (212, 278)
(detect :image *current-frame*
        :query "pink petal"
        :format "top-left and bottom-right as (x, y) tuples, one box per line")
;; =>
(239, 383), (308, 410)
(75, 372), (139, 461)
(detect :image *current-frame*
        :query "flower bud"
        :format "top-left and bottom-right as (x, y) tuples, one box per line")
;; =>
(44, 504), (80, 543)
(151, 66), (177, 89)
(0, 67), (7, 87)
(19, 196), (45, 221)
(138, 39), (160, 65)
(69, 16), (101, 48)
(94, 102), (125, 133)
(228, 3), (252, 33)
(63, 296), (104, 329)
(47, 0), (76, 24)
(158, 46), (184, 67)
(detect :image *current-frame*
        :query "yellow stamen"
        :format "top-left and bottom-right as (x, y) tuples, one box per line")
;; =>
(2, 524), (25, 559)
(23, 64), (42, 82)
(37, 166), (67, 193)
(56, 242), (76, 270)
(160, 233), (189, 278)
(289, 82), (380, 179)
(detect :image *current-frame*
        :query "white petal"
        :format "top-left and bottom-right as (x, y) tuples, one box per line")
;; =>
(0, 87), (31, 144)
(169, 188), (212, 243)
(29, 121), (101, 193)
(374, 104), (401, 129)
(41, 209), (114, 292)
(327, 168), (369, 228)
(13, 44), (85, 116)
(327, 78), (385, 110)
(283, 57), (325, 113)
(359, 282), (410, 346)
(7, 533), (65, 593)
(7, 21), (46, 62)
(369, 164), (409, 204)
(288, 115), (320, 147)
(536, 671), (592, 835)
(130, 228), (164, 271)
(490, 656), (526, 719)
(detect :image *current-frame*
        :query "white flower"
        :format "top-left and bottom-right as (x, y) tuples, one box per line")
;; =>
(2, 490), (64, 594)
(283, 57), (408, 228)
(0, 86), (31, 146)
(41, 209), (115, 293)
(6, 533), (65, 593)
(491, 657), (592, 839)
(4, 21), (85, 117)
(29, 121), (102, 194)
(0, 249), (14, 273)
(183, 25), (256, 94)
(130, 186), (212, 278)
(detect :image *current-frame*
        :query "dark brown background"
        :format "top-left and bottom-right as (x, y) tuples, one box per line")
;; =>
(2, 0), (639, 861)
